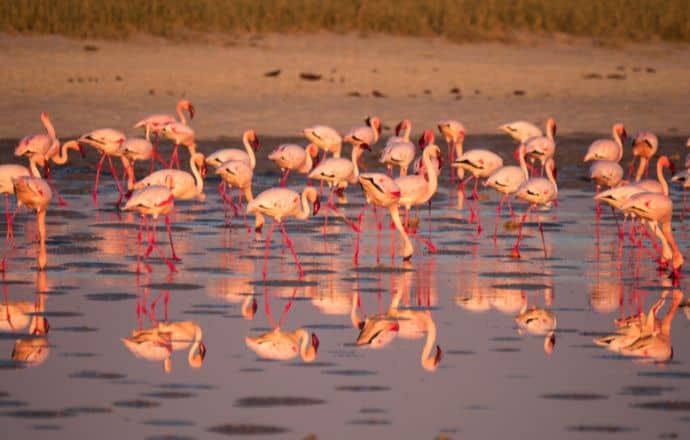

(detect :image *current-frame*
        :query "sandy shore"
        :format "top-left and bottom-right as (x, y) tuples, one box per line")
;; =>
(1, 33), (689, 139)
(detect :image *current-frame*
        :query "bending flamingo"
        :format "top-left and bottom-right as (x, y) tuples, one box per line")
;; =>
(160, 120), (196, 169)
(268, 143), (319, 187)
(484, 144), (529, 241)
(13, 176), (52, 270)
(344, 116), (381, 150)
(133, 100), (195, 170)
(78, 128), (126, 206)
(133, 152), (207, 202)
(246, 186), (319, 280)
(303, 125), (342, 159)
(499, 120), (543, 144)
(438, 119), (466, 182)
(631, 131), (659, 181)
(512, 158), (558, 258)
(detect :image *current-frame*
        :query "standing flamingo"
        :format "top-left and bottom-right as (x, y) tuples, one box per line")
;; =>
(133, 152), (207, 202)
(246, 186), (319, 280)
(499, 120), (543, 144)
(512, 158), (558, 258)
(78, 128), (126, 206)
(123, 182), (178, 272)
(589, 160), (624, 220)
(484, 144), (529, 241)
(303, 125), (342, 159)
(631, 131), (659, 180)
(268, 143), (319, 187)
(13, 176), (52, 270)
(160, 120), (196, 169)
(584, 123), (627, 163)
(134, 99), (195, 170)
(438, 119), (466, 183)
(215, 159), (264, 232)
(380, 120), (416, 177)
(357, 173), (412, 261)
(453, 147), (504, 235)
(344, 116), (381, 150)
(524, 117), (557, 176)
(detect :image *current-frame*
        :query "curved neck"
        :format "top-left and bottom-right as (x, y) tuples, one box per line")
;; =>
(518, 146), (529, 180)
(661, 291), (682, 336)
(298, 150), (313, 174)
(389, 205), (413, 258)
(243, 186), (264, 231)
(294, 328), (316, 362)
(121, 156), (135, 191)
(52, 140), (79, 165)
(545, 159), (558, 196)
(351, 146), (361, 182)
(176, 101), (187, 125)
(420, 314), (438, 371)
(661, 221), (682, 271)
(187, 324), (203, 367)
(422, 147), (439, 198)
(41, 113), (56, 140)
(657, 160), (669, 196)
(401, 122), (411, 141)
(243, 131), (257, 168)
(614, 130), (624, 162)
(546, 122), (555, 141)
(454, 134), (464, 158)
(189, 154), (204, 195)
(28, 155), (42, 177)
(296, 187), (316, 220)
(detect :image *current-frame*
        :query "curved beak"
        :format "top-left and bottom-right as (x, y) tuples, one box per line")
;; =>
(188, 104), (196, 120)
(252, 134), (260, 150)
(311, 333), (320, 352)
(417, 134), (426, 150)
(361, 143), (372, 152)
(199, 341), (207, 360)
(434, 345), (442, 366)
(395, 122), (402, 136)
(313, 197), (321, 215)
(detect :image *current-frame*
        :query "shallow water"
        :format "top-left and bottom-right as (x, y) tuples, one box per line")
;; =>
(0, 134), (689, 439)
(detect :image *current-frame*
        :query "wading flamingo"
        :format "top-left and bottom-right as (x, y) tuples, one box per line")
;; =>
(246, 186), (319, 280)
(118, 137), (153, 196)
(123, 182), (178, 272)
(499, 120), (543, 144)
(589, 160), (624, 220)
(134, 99), (195, 170)
(380, 120), (416, 177)
(584, 123), (627, 163)
(160, 119), (196, 169)
(344, 116), (381, 150)
(303, 125), (342, 159)
(133, 152), (207, 202)
(79, 128), (126, 206)
(215, 159), (264, 232)
(438, 119), (466, 183)
(268, 143), (320, 187)
(13, 176), (52, 270)
(631, 131), (659, 181)
(512, 158), (558, 258)
(485, 144), (529, 241)
(524, 117), (557, 176)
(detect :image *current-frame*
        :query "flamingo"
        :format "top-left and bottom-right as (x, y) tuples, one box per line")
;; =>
(78, 128), (126, 206)
(395, 140), (442, 251)
(589, 160), (624, 220)
(499, 120), (543, 144)
(453, 147), (504, 235)
(48, 139), (85, 167)
(245, 327), (319, 363)
(515, 304), (557, 355)
(357, 173), (412, 261)
(438, 119), (466, 183)
(118, 137), (153, 197)
(303, 125), (342, 158)
(160, 120), (196, 169)
(246, 186), (319, 280)
(9, 283), (50, 367)
(206, 130), (260, 214)
(485, 144), (529, 241)
(631, 131), (659, 181)
(594, 295), (666, 353)
(351, 290), (442, 372)
(215, 159), (264, 232)
(524, 117), (557, 176)
(13, 176), (52, 270)
(133, 99), (195, 170)
(268, 143), (320, 187)
(380, 120), (416, 177)
(122, 182), (178, 272)
(344, 116), (382, 150)
(512, 157), (558, 258)
(584, 123), (627, 163)
(133, 152), (207, 202)
(308, 143), (369, 228)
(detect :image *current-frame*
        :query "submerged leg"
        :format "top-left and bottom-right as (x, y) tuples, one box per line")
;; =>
(279, 221), (303, 280)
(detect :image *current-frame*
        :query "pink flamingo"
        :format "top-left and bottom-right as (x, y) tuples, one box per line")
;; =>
(631, 131), (659, 180)
(356, 173), (412, 262)
(584, 123), (626, 163)
(484, 144), (529, 241)
(344, 116), (382, 150)
(412, 131), (442, 177)
(512, 158), (558, 258)
(438, 119), (466, 183)
(453, 147), (504, 235)
(268, 143), (319, 187)
(524, 117), (557, 176)
(78, 128), (126, 206)
(215, 159), (264, 232)
(304, 125), (343, 159)
(118, 138), (153, 197)
(13, 176), (52, 270)
(499, 120), (543, 144)
(134, 99), (195, 170)
(133, 152), (207, 203)
(123, 182), (177, 272)
(246, 186), (319, 280)
(589, 159), (624, 220)
(380, 120), (416, 177)
(160, 121), (196, 169)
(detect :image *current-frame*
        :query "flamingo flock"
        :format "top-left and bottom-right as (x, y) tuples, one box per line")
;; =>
(2, 107), (689, 291)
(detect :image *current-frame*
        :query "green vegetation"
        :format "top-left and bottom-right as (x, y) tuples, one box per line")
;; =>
(1, 0), (689, 42)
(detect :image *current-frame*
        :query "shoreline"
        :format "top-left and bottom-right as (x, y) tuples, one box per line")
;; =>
(1, 33), (689, 138)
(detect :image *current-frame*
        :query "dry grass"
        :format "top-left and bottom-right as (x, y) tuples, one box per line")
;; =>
(1, 0), (689, 42)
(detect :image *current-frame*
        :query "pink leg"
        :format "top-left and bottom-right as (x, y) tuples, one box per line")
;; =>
(507, 197), (515, 219)
(460, 175), (476, 222)
(165, 215), (181, 261)
(144, 217), (176, 272)
(277, 287), (299, 328)
(627, 156), (636, 180)
(472, 177), (482, 235)
(353, 203), (368, 265)
(449, 143), (455, 184)
(511, 205), (533, 258)
(279, 221), (303, 280)
(262, 220), (277, 280)
(374, 205), (382, 265)
(0, 195), (9, 271)
(44, 167), (67, 206)
(390, 212), (396, 264)
(493, 193), (507, 242)
(169, 144), (180, 169)
(239, 193), (251, 233)
(536, 215), (547, 258)
(107, 155), (124, 208)
(93, 154), (106, 203)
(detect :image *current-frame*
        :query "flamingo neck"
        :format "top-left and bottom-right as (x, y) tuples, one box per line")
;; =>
(401, 122), (411, 141)
(657, 160), (669, 196)
(243, 131), (257, 168)
(518, 147), (529, 180)
(350, 292), (362, 329)
(176, 101), (187, 125)
(545, 159), (558, 198)
(634, 156), (647, 182)
(389, 205), (413, 258)
(189, 153), (205, 196)
(422, 146), (439, 199)
(121, 156), (135, 191)
(419, 313), (438, 371)
(243, 186), (264, 231)
(454, 134), (464, 159)
(661, 292), (683, 336)
(547, 122), (555, 141)
(52, 140), (80, 165)
(41, 113), (56, 141)
(662, 221), (683, 271)
(28, 156), (42, 177)
(187, 325), (203, 367)
(351, 147), (362, 182)
(298, 150), (313, 174)
(294, 328), (315, 362)
(296, 187), (316, 220)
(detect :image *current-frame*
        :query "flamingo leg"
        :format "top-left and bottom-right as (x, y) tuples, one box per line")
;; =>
(427, 199), (432, 236)
(279, 221), (303, 280)
(262, 220), (277, 280)
(218, 182), (230, 226)
(389, 212), (396, 264)
(136, 214), (145, 273)
(595, 184), (601, 220)
(472, 176), (482, 235)
(43, 166), (67, 206)
(107, 154), (124, 208)
(169, 144), (180, 169)
(165, 215), (181, 261)
(229, 187), (239, 217)
(537, 214), (547, 258)
(0, 195), (9, 271)
(449, 141), (455, 184)
(145, 217), (177, 272)
(627, 156), (636, 180)
(511, 205), (533, 258)
(280, 169), (290, 188)
(277, 287), (299, 328)
(460, 175), (475, 222)
(323, 186), (335, 233)
(93, 154), (106, 203)
(238, 192), (251, 233)
(493, 193), (507, 242)
(353, 203), (368, 265)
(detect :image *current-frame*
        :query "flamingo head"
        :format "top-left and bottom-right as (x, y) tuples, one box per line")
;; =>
(547, 117), (557, 138)
(418, 130), (435, 150)
(312, 196), (321, 215)
(366, 116), (382, 135)
(614, 123), (627, 142)
(248, 130), (260, 150)
(658, 156), (675, 175)
(311, 333), (320, 353)
(434, 345), (442, 366)
(186, 102), (195, 119)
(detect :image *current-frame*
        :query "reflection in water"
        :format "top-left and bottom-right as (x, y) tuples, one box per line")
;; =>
(122, 289), (206, 373)
(515, 299), (557, 355)
(351, 267), (442, 372)
(594, 290), (683, 363)
(205, 256), (258, 320)
(245, 287), (319, 363)
(5, 271), (51, 367)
